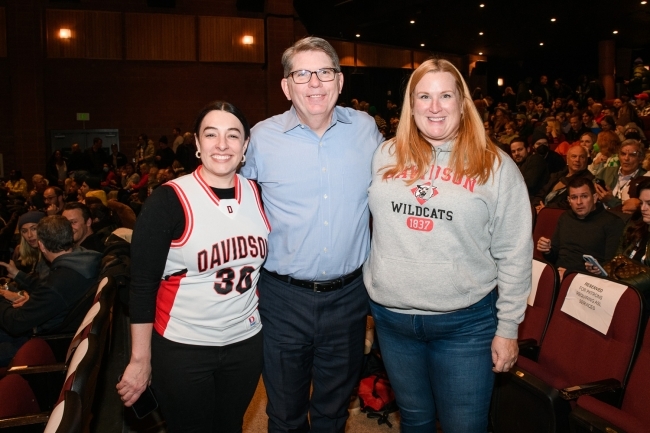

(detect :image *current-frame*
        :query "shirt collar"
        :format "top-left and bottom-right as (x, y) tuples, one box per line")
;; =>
(618, 167), (639, 181)
(282, 105), (352, 133)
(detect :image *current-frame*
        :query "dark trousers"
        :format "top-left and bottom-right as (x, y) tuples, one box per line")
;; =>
(259, 271), (369, 433)
(150, 330), (263, 433)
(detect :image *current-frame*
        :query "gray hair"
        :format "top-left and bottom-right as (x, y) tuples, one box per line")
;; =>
(281, 37), (340, 77)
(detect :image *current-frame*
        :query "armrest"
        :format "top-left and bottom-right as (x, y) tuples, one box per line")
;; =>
(560, 378), (621, 400)
(517, 339), (540, 361)
(0, 413), (50, 428)
(7, 363), (66, 374)
(37, 333), (74, 341)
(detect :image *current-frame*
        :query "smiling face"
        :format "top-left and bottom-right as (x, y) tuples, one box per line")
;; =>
(20, 223), (39, 248)
(281, 50), (343, 131)
(195, 110), (249, 188)
(412, 71), (462, 147)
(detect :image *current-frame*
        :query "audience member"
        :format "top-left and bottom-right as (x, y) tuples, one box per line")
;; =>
(534, 145), (593, 211)
(588, 130), (620, 176)
(110, 143), (128, 169)
(532, 132), (566, 174)
(155, 136), (175, 169)
(43, 186), (64, 216)
(0, 215), (101, 365)
(595, 139), (646, 213)
(67, 143), (91, 174)
(634, 93), (650, 117)
(566, 113), (591, 142)
(62, 202), (104, 252)
(510, 137), (548, 198)
(86, 137), (109, 176)
(28, 174), (48, 211)
(46, 150), (67, 187)
(4, 170), (28, 199)
(171, 127), (184, 152)
(537, 177), (624, 279)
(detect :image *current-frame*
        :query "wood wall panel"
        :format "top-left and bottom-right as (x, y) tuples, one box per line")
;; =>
(379, 47), (412, 69)
(413, 51), (432, 69)
(199, 17), (264, 63)
(356, 44), (378, 67)
(0, 8), (6, 58)
(46, 10), (86, 59)
(125, 13), (195, 61)
(85, 11), (122, 59)
(328, 40), (355, 67)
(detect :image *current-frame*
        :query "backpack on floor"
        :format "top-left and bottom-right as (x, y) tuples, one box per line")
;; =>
(357, 350), (398, 427)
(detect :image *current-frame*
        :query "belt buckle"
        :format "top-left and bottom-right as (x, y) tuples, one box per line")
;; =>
(313, 282), (324, 293)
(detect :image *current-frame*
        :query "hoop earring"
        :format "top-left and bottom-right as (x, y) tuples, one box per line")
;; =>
(195, 150), (200, 158)
(241, 154), (246, 163)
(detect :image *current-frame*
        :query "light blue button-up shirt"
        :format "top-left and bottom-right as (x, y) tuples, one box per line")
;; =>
(241, 106), (383, 281)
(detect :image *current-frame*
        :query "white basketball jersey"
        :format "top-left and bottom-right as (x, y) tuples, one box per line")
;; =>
(154, 167), (270, 346)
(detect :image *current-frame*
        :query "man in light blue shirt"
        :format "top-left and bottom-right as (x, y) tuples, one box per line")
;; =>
(240, 36), (382, 433)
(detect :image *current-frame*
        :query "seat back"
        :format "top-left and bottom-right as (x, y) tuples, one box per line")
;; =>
(518, 259), (558, 345)
(537, 272), (642, 388)
(9, 337), (57, 369)
(620, 319), (650, 426)
(532, 207), (565, 260)
(0, 374), (40, 418)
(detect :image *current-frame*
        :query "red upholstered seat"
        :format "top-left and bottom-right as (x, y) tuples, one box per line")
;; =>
(0, 374), (40, 418)
(491, 272), (643, 433)
(533, 207), (565, 260)
(570, 319), (650, 433)
(517, 259), (559, 360)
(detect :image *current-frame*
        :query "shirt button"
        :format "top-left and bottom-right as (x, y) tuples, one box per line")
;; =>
(323, 194), (328, 199)
(322, 167), (327, 172)
(323, 247), (328, 252)
(322, 271), (326, 275)
(324, 221), (328, 226)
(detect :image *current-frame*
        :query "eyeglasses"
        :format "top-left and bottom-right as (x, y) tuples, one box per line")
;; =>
(286, 68), (339, 84)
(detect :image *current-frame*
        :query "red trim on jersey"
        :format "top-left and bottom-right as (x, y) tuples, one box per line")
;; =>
(194, 167), (243, 206)
(154, 272), (187, 336)
(234, 175), (242, 204)
(248, 179), (271, 232)
(168, 183), (193, 248)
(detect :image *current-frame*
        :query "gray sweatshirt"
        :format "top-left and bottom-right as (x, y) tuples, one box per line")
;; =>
(363, 140), (532, 339)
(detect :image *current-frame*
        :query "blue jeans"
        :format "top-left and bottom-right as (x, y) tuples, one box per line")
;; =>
(369, 290), (497, 433)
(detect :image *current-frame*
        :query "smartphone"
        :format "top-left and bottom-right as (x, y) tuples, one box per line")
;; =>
(583, 254), (608, 277)
(594, 178), (607, 188)
(118, 375), (158, 419)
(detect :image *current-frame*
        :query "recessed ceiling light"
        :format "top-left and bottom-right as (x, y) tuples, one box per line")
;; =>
(479, 4), (485, 7)
(641, 1), (647, 4)
(479, 32), (484, 35)
(420, 43), (425, 47)
(550, 18), (556, 22)
(478, 52), (483, 55)
(613, 30), (619, 34)
(410, 20), (415, 24)
(539, 42), (544, 46)
(356, 34), (360, 38)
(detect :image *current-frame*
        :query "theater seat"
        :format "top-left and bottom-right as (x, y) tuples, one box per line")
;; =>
(518, 259), (559, 360)
(569, 319), (650, 433)
(0, 374), (40, 419)
(491, 272), (643, 433)
(533, 207), (565, 260)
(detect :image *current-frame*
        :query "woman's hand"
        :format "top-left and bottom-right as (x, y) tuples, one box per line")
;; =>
(0, 261), (19, 279)
(116, 360), (152, 407)
(491, 336), (518, 373)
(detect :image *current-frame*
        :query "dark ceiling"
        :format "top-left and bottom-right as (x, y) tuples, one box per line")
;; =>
(294, 0), (650, 64)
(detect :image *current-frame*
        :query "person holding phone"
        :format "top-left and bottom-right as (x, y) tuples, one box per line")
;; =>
(537, 177), (623, 280)
(117, 101), (269, 433)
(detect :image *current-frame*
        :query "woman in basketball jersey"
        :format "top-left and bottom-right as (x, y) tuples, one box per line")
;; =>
(117, 101), (270, 432)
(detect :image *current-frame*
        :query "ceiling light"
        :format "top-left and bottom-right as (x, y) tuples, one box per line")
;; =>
(479, 4), (485, 7)
(550, 18), (556, 22)
(641, 1), (647, 4)
(420, 43), (425, 47)
(497, 78), (504, 86)
(242, 35), (254, 45)
(613, 30), (619, 34)
(410, 20), (415, 24)
(355, 34), (360, 38)
(478, 52), (483, 55)
(59, 28), (71, 39)
(479, 32), (484, 35)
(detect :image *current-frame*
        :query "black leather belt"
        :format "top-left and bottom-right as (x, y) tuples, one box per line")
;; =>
(265, 268), (363, 292)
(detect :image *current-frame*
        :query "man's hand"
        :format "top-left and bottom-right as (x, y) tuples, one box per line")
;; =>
(595, 183), (613, 203)
(622, 198), (641, 214)
(537, 236), (551, 253)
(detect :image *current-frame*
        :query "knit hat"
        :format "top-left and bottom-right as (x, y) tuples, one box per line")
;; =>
(159, 135), (168, 144)
(635, 93), (649, 101)
(18, 211), (45, 229)
(531, 129), (548, 145)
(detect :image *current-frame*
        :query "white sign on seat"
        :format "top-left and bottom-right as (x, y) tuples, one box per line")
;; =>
(560, 274), (628, 335)
(528, 259), (546, 307)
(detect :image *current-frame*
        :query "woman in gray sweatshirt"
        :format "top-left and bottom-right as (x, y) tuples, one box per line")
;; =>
(363, 59), (532, 433)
